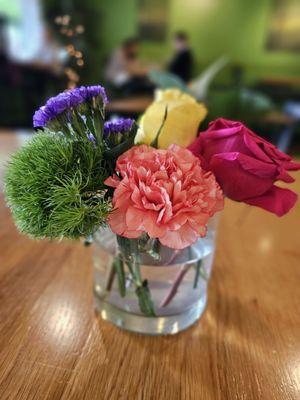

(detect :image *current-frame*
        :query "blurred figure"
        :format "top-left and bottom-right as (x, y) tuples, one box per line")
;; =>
(0, 16), (9, 80)
(168, 31), (193, 82)
(105, 37), (153, 95)
(28, 25), (67, 75)
(0, 0), (67, 127)
(6, 23), (66, 127)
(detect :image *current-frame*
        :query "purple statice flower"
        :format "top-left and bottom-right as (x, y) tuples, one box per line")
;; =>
(104, 118), (134, 136)
(46, 92), (71, 115)
(33, 106), (53, 128)
(33, 107), (47, 128)
(87, 133), (96, 144)
(69, 88), (86, 107)
(86, 85), (108, 104)
(33, 85), (108, 128)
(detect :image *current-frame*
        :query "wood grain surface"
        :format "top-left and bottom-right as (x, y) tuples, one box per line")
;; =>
(0, 133), (300, 400)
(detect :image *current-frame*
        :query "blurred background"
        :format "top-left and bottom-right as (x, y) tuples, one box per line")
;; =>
(1, 0), (300, 156)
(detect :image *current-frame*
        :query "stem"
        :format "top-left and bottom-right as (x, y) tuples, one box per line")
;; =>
(160, 264), (191, 308)
(116, 235), (155, 316)
(148, 238), (161, 261)
(166, 249), (180, 265)
(93, 108), (104, 143)
(193, 260), (202, 289)
(112, 254), (126, 297)
(129, 239), (143, 285)
(105, 264), (116, 292)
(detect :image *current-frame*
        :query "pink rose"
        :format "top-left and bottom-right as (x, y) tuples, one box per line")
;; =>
(188, 118), (300, 216)
(105, 145), (223, 249)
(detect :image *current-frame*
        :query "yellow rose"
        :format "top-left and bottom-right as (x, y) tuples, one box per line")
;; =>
(135, 89), (207, 149)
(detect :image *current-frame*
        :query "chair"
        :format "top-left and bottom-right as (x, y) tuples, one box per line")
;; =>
(276, 101), (300, 152)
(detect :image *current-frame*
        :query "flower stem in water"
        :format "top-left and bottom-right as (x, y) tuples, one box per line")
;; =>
(160, 264), (191, 308)
(117, 235), (156, 317)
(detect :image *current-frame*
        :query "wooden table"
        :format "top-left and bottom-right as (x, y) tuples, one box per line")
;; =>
(107, 96), (153, 115)
(261, 76), (300, 88)
(0, 133), (300, 399)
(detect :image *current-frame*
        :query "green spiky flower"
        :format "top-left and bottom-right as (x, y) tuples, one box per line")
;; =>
(5, 131), (112, 239)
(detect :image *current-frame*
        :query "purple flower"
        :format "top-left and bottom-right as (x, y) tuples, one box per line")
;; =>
(69, 89), (85, 107)
(46, 92), (71, 115)
(33, 108), (46, 128)
(86, 85), (108, 104)
(87, 133), (96, 144)
(32, 85), (108, 128)
(104, 118), (134, 136)
(33, 106), (52, 128)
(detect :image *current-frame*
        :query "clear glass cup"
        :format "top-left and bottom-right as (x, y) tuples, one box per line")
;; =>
(93, 218), (217, 335)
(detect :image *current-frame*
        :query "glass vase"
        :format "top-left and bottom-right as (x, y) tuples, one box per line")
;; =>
(93, 219), (217, 335)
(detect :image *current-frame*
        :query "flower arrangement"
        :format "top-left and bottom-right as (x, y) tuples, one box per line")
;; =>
(5, 85), (300, 322)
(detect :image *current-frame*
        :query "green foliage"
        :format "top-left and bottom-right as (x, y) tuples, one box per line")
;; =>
(208, 88), (274, 124)
(104, 122), (138, 162)
(148, 70), (192, 94)
(5, 132), (111, 239)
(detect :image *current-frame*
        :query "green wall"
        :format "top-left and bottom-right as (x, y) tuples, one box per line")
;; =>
(98, 0), (138, 55)
(99, 0), (300, 84)
(169, 0), (300, 83)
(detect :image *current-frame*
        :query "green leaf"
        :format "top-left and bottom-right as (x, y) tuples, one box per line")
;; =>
(148, 70), (192, 94)
(150, 107), (168, 149)
(147, 238), (161, 261)
(113, 256), (126, 297)
(73, 111), (87, 139)
(93, 108), (104, 143)
(136, 280), (156, 317)
(86, 115), (97, 142)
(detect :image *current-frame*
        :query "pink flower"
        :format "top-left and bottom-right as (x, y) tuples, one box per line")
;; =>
(105, 145), (223, 249)
(188, 118), (300, 216)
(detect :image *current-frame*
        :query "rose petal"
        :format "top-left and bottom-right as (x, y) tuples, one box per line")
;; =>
(209, 152), (275, 200)
(189, 118), (300, 217)
(244, 186), (298, 217)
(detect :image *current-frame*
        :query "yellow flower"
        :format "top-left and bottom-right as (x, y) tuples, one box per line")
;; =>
(135, 89), (207, 149)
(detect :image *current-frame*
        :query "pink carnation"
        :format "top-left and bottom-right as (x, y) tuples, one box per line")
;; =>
(105, 144), (223, 249)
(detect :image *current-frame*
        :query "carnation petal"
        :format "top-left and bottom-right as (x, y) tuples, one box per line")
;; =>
(104, 175), (120, 188)
(125, 207), (144, 231)
(142, 212), (167, 238)
(109, 207), (142, 238)
(159, 223), (199, 249)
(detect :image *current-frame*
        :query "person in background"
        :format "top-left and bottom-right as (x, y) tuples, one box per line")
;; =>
(105, 37), (153, 95)
(4, 18), (66, 127)
(168, 31), (193, 82)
